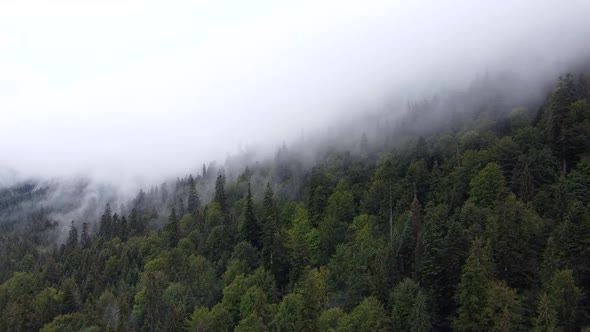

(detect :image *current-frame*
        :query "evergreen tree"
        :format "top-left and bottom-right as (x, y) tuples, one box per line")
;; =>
(66, 221), (79, 253)
(533, 293), (557, 332)
(187, 174), (200, 214)
(120, 216), (128, 241)
(549, 73), (577, 174)
(99, 203), (113, 239)
(240, 183), (261, 250)
(165, 208), (180, 248)
(261, 183), (278, 266)
(469, 162), (506, 208)
(177, 197), (186, 217)
(80, 222), (91, 249)
(214, 174), (227, 211)
(454, 238), (491, 331)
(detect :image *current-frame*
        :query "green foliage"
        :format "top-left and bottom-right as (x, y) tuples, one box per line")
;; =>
(469, 162), (506, 208)
(337, 296), (388, 332)
(483, 280), (522, 331)
(454, 238), (491, 331)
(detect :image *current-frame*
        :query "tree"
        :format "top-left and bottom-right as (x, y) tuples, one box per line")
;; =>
(271, 293), (305, 332)
(414, 204), (447, 313)
(188, 304), (231, 332)
(454, 238), (491, 331)
(65, 221), (79, 253)
(187, 174), (200, 214)
(99, 203), (113, 239)
(135, 272), (166, 332)
(545, 269), (581, 331)
(177, 197), (186, 217)
(165, 208), (180, 248)
(61, 277), (80, 314)
(391, 278), (421, 331)
(214, 174), (227, 212)
(240, 183), (261, 249)
(411, 290), (432, 332)
(533, 293), (557, 332)
(549, 73), (577, 174)
(261, 183), (279, 266)
(80, 222), (91, 249)
(120, 216), (128, 241)
(338, 296), (388, 331)
(469, 162), (506, 208)
(483, 280), (522, 331)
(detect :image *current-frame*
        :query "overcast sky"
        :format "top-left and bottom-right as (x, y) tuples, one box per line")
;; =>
(1, 0), (589, 188)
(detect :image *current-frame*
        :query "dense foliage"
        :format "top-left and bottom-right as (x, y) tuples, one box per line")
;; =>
(1, 73), (590, 331)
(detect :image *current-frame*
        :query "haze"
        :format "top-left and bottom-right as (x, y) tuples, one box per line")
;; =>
(1, 0), (589, 188)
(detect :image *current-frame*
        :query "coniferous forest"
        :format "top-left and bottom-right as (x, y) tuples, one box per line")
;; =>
(1, 72), (590, 331)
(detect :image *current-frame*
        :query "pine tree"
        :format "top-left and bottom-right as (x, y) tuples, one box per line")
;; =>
(533, 293), (557, 332)
(214, 174), (227, 211)
(177, 197), (186, 217)
(550, 73), (576, 174)
(120, 216), (128, 241)
(66, 220), (79, 252)
(99, 203), (113, 239)
(187, 174), (200, 214)
(129, 208), (139, 236)
(165, 208), (180, 248)
(415, 204), (446, 312)
(112, 213), (120, 239)
(454, 238), (491, 331)
(391, 278), (421, 331)
(80, 222), (91, 249)
(411, 290), (432, 332)
(261, 183), (278, 266)
(240, 183), (261, 249)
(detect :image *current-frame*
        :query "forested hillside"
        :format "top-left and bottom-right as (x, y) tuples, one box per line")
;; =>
(1, 72), (590, 331)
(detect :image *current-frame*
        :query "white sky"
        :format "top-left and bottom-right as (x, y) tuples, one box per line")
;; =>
(1, 0), (589, 187)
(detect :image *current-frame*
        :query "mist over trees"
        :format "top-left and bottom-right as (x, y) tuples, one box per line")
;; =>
(0, 70), (589, 330)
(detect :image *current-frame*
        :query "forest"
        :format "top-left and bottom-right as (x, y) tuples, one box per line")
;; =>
(0, 72), (589, 331)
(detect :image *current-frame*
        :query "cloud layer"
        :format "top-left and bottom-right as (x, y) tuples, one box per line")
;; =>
(1, 0), (589, 188)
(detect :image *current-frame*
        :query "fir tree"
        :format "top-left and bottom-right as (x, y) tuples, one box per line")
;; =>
(187, 174), (200, 214)
(214, 174), (227, 211)
(80, 222), (91, 249)
(66, 220), (79, 253)
(165, 208), (180, 248)
(454, 238), (491, 331)
(240, 183), (261, 249)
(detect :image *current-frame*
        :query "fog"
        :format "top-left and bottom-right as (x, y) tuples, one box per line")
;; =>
(1, 0), (590, 191)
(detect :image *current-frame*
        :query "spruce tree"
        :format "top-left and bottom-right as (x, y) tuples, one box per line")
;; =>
(187, 174), (200, 214)
(66, 220), (79, 252)
(214, 174), (227, 211)
(120, 216), (128, 241)
(165, 208), (180, 248)
(454, 238), (491, 331)
(99, 203), (113, 239)
(261, 183), (278, 266)
(240, 183), (261, 249)
(80, 222), (91, 249)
